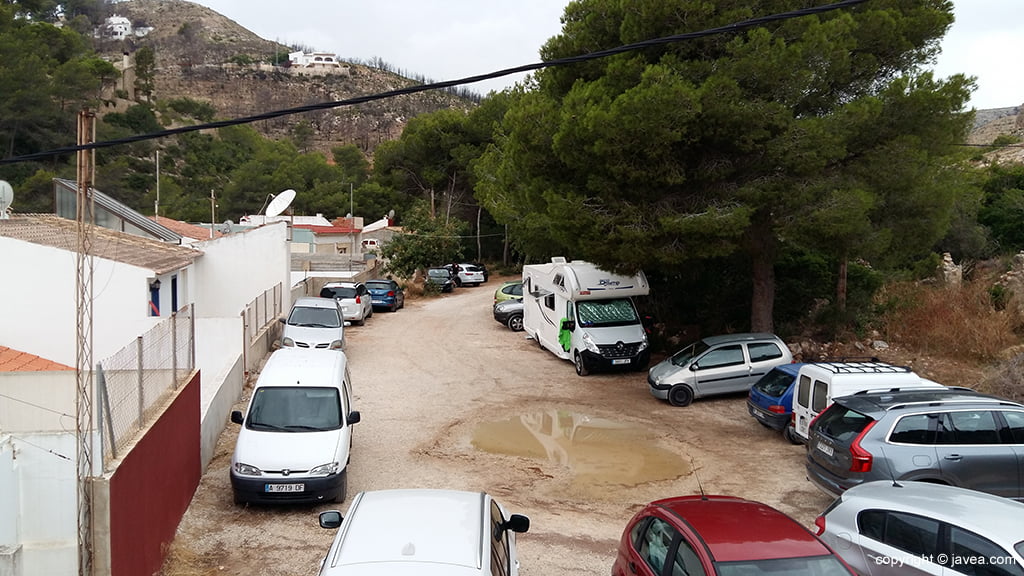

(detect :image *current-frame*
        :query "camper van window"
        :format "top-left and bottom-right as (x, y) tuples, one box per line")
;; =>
(544, 293), (555, 310)
(554, 274), (565, 289)
(246, 387), (342, 431)
(576, 299), (639, 328)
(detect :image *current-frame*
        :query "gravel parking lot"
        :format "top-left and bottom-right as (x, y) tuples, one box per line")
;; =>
(161, 276), (834, 576)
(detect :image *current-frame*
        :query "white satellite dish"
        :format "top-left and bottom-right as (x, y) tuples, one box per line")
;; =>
(0, 180), (13, 219)
(265, 189), (296, 217)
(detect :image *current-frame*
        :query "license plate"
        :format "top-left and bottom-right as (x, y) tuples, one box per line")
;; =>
(371, 298), (383, 303)
(265, 483), (304, 493)
(612, 359), (630, 365)
(752, 408), (767, 418)
(815, 442), (834, 457)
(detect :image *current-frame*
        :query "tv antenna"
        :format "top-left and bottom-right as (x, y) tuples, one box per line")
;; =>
(266, 188), (296, 217)
(0, 180), (13, 219)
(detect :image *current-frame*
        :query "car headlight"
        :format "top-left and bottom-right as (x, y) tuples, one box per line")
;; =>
(581, 332), (600, 353)
(282, 337), (295, 347)
(330, 339), (344, 350)
(639, 332), (649, 351)
(233, 462), (262, 476)
(309, 462), (340, 477)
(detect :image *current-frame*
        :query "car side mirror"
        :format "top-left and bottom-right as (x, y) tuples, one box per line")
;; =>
(501, 514), (530, 534)
(230, 410), (243, 425)
(278, 317), (286, 324)
(348, 410), (361, 425)
(319, 510), (343, 529)
(561, 320), (575, 331)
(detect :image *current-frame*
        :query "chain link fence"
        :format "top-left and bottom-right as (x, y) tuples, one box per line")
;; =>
(96, 304), (194, 469)
(244, 283), (283, 345)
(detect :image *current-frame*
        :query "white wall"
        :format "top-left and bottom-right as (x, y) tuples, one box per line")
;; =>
(0, 238), (160, 367)
(0, 373), (76, 432)
(192, 223), (290, 317)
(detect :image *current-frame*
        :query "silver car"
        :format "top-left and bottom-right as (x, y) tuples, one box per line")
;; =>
(815, 480), (1024, 576)
(280, 297), (346, 350)
(806, 387), (1024, 500)
(647, 332), (793, 407)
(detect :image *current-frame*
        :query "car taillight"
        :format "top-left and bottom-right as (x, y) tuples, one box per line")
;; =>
(849, 420), (877, 473)
(814, 515), (826, 536)
(768, 405), (786, 414)
(355, 296), (361, 304)
(387, 291), (395, 297)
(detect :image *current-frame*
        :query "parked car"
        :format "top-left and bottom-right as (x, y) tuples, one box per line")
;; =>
(448, 263), (485, 287)
(805, 387), (1024, 500)
(747, 362), (804, 442)
(316, 489), (530, 575)
(790, 359), (944, 444)
(230, 347), (360, 505)
(493, 298), (524, 331)
(320, 281), (373, 325)
(815, 481), (1024, 576)
(494, 280), (523, 307)
(280, 296), (346, 350)
(472, 262), (490, 282)
(426, 267), (455, 293)
(613, 494), (855, 576)
(365, 278), (404, 312)
(648, 333), (793, 407)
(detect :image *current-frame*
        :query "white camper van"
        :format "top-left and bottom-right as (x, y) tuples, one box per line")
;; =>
(789, 360), (944, 444)
(522, 258), (650, 376)
(230, 347), (360, 505)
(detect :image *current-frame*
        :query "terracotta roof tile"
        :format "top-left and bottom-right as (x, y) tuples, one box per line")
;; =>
(0, 346), (73, 372)
(149, 215), (223, 240)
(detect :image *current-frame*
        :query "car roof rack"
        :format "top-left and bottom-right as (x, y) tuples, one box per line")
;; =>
(804, 358), (911, 374)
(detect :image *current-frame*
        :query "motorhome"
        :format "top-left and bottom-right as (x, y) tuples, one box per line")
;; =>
(522, 258), (650, 376)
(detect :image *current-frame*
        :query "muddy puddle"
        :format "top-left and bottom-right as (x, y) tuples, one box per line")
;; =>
(472, 410), (691, 491)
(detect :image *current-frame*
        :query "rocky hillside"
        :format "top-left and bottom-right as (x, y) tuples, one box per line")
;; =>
(969, 104), (1024, 164)
(99, 0), (475, 154)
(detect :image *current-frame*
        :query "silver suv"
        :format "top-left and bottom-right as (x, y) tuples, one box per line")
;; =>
(806, 387), (1024, 500)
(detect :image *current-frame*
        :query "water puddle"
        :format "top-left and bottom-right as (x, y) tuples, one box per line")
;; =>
(472, 410), (690, 489)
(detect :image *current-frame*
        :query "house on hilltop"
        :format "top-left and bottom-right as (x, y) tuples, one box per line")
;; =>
(287, 50), (350, 76)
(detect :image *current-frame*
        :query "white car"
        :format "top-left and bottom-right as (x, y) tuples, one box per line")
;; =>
(815, 480), (1024, 576)
(320, 281), (373, 325)
(280, 296), (346, 350)
(316, 489), (530, 575)
(452, 263), (485, 287)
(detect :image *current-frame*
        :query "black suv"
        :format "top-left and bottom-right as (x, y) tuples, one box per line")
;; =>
(806, 387), (1024, 500)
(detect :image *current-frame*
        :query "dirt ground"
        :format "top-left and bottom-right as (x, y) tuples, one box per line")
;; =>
(160, 275), (978, 576)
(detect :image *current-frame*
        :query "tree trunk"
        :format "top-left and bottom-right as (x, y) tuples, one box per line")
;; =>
(748, 211), (777, 333)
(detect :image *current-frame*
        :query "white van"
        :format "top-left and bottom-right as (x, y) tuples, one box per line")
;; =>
(789, 360), (944, 443)
(230, 347), (360, 505)
(522, 258), (649, 376)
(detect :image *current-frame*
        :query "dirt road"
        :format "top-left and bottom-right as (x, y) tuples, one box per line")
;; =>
(162, 277), (833, 575)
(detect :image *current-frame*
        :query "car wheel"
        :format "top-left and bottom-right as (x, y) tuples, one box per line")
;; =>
(783, 425), (802, 445)
(667, 384), (694, 407)
(367, 307), (373, 319)
(574, 351), (589, 377)
(507, 314), (524, 332)
(390, 303), (397, 312)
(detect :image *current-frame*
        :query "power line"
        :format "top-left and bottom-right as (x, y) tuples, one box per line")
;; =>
(0, 0), (869, 166)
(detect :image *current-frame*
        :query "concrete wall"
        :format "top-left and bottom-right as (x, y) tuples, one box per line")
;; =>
(192, 223), (290, 319)
(0, 237), (161, 367)
(0, 372), (76, 432)
(194, 318), (244, 470)
(0, 438), (20, 576)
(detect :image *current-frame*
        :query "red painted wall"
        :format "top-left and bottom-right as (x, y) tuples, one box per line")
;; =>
(109, 371), (201, 576)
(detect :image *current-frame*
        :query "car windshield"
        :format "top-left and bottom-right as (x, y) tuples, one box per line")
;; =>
(321, 286), (357, 299)
(754, 368), (796, 398)
(716, 555), (852, 576)
(671, 340), (712, 367)
(814, 404), (874, 442)
(428, 269), (449, 279)
(246, 387), (342, 432)
(287, 306), (341, 328)
(576, 298), (640, 328)
(366, 281), (392, 291)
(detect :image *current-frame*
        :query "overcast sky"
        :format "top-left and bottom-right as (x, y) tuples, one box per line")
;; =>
(193, 0), (1022, 110)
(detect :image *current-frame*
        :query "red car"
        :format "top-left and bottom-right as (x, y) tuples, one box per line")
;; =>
(612, 495), (855, 576)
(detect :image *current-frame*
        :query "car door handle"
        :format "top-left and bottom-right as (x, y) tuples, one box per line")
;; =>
(629, 561), (639, 574)
(944, 454), (963, 461)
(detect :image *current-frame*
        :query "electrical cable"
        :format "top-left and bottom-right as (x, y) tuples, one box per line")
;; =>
(0, 0), (870, 165)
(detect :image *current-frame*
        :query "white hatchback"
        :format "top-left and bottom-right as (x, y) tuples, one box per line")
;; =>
(316, 489), (530, 575)
(320, 281), (373, 325)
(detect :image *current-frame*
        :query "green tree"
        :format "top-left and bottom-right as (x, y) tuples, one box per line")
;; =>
(477, 0), (973, 333)
(380, 201), (468, 278)
(134, 45), (156, 102)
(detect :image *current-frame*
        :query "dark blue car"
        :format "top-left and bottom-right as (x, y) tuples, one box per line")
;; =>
(746, 362), (804, 443)
(365, 279), (405, 312)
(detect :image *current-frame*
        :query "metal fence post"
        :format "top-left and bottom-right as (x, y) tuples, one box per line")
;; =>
(97, 363), (116, 465)
(171, 310), (178, 388)
(190, 303), (196, 371)
(136, 336), (144, 430)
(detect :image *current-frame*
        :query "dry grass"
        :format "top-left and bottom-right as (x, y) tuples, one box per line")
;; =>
(160, 543), (218, 576)
(876, 279), (1021, 363)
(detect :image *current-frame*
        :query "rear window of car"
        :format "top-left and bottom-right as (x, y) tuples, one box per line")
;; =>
(753, 368), (796, 398)
(321, 286), (357, 299)
(748, 342), (784, 363)
(366, 281), (392, 290)
(814, 404), (873, 443)
(716, 556), (852, 576)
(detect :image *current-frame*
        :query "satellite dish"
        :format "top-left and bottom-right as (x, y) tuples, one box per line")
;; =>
(387, 209), (395, 219)
(0, 180), (13, 219)
(265, 189), (296, 217)
(220, 219), (234, 233)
